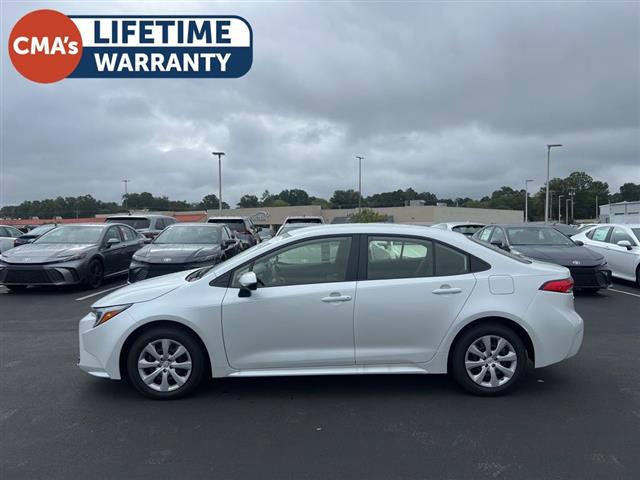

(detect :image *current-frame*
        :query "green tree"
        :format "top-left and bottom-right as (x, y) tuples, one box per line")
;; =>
(276, 189), (310, 206)
(330, 189), (360, 208)
(350, 209), (390, 223)
(237, 195), (259, 208)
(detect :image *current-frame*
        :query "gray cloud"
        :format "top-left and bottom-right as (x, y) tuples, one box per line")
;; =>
(1, 1), (639, 209)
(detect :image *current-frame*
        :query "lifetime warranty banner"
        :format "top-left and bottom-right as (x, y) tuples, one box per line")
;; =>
(8, 10), (253, 83)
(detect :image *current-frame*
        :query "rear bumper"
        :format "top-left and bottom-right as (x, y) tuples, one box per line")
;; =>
(0, 261), (86, 286)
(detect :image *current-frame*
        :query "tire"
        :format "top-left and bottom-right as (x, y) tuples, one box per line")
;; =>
(84, 259), (104, 289)
(451, 323), (528, 396)
(126, 327), (205, 400)
(6, 285), (27, 292)
(636, 266), (640, 289)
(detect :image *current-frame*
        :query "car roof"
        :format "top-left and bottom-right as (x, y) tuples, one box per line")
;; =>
(43, 223), (108, 228)
(106, 214), (174, 219)
(167, 222), (223, 227)
(587, 223), (640, 228)
(485, 224), (560, 228)
(440, 222), (485, 227)
(207, 216), (247, 221)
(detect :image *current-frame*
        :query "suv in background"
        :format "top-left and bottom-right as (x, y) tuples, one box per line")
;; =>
(282, 216), (324, 226)
(105, 214), (177, 241)
(207, 216), (261, 249)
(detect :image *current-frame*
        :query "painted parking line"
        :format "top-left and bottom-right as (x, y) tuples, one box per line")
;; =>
(609, 288), (640, 299)
(75, 284), (125, 302)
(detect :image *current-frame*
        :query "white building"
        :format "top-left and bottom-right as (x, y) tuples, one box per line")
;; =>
(599, 201), (640, 224)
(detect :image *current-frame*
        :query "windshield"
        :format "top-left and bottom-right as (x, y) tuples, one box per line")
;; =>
(632, 229), (640, 242)
(106, 218), (150, 229)
(286, 218), (322, 224)
(506, 227), (574, 246)
(35, 226), (103, 244)
(208, 219), (245, 232)
(28, 225), (56, 236)
(452, 225), (484, 236)
(154, 225), (221, 244)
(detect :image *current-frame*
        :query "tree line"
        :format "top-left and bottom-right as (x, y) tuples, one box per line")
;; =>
(2, 172), (638, 223)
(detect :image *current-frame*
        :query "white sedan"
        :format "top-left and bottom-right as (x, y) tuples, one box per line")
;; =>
(571, 223), (640, 286)
(78, 224), (583, 399)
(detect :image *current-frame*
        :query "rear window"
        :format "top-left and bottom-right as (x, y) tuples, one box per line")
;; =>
(287, 218), (323, 224)
(106, 217), (150, 229)
(208, 219), (246, 232)
(470, 237), (532, 263)
(452, 225), (484, 236)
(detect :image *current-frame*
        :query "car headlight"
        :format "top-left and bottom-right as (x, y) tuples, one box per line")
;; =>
(56, 252), (87, 262)
(91, 304), (132, 328)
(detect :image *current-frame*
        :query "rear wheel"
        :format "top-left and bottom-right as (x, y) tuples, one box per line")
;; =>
(126, 327), (205, 400)
(451, 323), (528, 396)
(85, 259), (104, 289)
(636, 266), (640, 288)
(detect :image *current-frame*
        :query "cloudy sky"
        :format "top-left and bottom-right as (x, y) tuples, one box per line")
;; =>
(1, 0), (639, 209)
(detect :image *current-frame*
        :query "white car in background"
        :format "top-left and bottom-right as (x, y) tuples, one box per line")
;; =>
(0, 225), (23, 253)
(572, 224), (640, 286)
(431, 222), (485, 237)
(78, 224), (583, 399)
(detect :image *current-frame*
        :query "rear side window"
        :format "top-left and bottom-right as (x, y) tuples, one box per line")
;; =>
(435, 243), (469, 276)
(367, 237), (433, 280)
(590, 227), (611, 242)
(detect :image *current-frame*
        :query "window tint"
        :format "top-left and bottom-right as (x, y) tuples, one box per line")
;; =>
(118, 226), (136, 241)
(610, 227), (636, 246)
(367, 237), (433, 280)
(435, 243), (469, 276)
(232, 237), (352, 288)
(0, 227), (8, 237)
(106, 217), (150, 229)
(591, 227), (611, 242)
(155, 219), (166, 230)
(451, 224), (484, 236)
(490, 228), (506, 244)
(478, 227), (493, 242)
(104, 227), (121, 243)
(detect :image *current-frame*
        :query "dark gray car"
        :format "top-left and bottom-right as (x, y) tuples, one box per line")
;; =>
(128, 223), (241, 283)
(474, 224), (612, 290)
(105, 214), (176, 241)
(0, 223), (144, 291)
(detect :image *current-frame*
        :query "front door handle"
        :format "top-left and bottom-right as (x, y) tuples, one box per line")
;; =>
(321, 293), (352, 303)
(432, 285), (462, 295)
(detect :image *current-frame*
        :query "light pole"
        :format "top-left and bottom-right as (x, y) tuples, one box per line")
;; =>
(569, 188), (576, 224)
(122, 179), (130, 211)
(356, 156), (364, 213)
(565, 198), (570, 224)
(211, 152), (225, 215)
(545, 144), (563, 223)
(524, 179), (534, 222)
(558, 195), (564, 223)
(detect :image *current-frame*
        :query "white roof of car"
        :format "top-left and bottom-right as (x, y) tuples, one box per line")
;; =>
(434, 222), (485, 228)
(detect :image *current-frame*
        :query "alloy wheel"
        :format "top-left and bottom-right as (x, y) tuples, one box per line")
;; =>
(464, 335), (518, 388)
(137, 339), (192, 392)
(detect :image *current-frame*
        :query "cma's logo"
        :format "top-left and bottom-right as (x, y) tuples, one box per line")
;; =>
(162, 258), (172, 263)
(571, 260), (582, 265)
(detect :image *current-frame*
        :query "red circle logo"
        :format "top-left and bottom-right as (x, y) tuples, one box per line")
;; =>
(8, 9), (83, 84)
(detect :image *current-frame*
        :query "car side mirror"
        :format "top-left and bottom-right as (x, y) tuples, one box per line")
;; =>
(105, 238), (120, 248)
(238, 271), (258, 297)
(573, 240), (584, 246)
(617, 240), (633, 250)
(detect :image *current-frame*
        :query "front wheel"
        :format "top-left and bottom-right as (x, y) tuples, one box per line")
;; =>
(451, 323), (528, 396)
(126, 327), (205, 399)
(84, 259), (104, 289)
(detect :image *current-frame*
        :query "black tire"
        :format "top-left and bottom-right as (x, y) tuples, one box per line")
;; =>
(450, 322), (528, 396)
(5, 285), (27, 292)
(84, 259), (104, 289)
(126, 327), (205, 400)
(636, 266), (640, 289)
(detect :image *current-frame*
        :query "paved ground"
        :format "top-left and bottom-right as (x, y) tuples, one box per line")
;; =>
(1, 279), (639, 480)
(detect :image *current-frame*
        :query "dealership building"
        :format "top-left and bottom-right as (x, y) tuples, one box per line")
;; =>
(598, 201), (640, 224)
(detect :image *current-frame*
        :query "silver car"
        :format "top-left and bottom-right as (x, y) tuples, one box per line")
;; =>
(571, 224), (640, 286)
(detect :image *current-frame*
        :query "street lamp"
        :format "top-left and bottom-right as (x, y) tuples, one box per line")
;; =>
(544, 144), (563, 223)
(356, 156), (364, 213)
(568, 188), (576, 225)
(524, 179), (534, 222)
(558, 195), (564, 223)
(122, 179), (130, 211)
(211, 152), (225, 215)
(565, 198), (570, 225)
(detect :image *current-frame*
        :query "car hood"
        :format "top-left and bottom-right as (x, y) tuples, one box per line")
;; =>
(92, 271), (189, 308)
(0, 243), (94, 263)
(512, 244), (604, 267)
(135, 244), (222, 264)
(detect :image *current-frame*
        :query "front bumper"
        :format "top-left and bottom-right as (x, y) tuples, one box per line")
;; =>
(128, 261), (215, 283)
(567, 264), (612, 289)
(0, 260), (86, 286)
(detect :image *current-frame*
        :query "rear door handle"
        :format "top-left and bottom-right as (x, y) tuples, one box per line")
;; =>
(321, 293), (352, 303)
(432, 285), (462, 295)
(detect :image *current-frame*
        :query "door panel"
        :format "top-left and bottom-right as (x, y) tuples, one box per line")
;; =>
(221, 282), (356, 369)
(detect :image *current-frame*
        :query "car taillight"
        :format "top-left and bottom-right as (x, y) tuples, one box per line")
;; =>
(540, 278), (574, 293)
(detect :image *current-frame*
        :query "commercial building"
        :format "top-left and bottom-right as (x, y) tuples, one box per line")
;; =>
(599, 201), (640, 224)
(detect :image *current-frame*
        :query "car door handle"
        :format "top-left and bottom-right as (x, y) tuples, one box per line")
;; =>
(321, 293), (352, 303)
(432, 285), (462, 295)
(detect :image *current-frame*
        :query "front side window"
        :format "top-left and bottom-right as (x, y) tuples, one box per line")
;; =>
(609, 227), (636, 246)
(478, 227), (493, 242)
(367, 237), (433, 280)
(489, 227), (506, 245)
(232, 237), (352, 288)
(119, 226), (138, 241)
(435, 243), (469, 276)
(104, 227), (121, 243)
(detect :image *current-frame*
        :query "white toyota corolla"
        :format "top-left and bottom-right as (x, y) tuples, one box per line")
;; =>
(79, 224), (583, 399)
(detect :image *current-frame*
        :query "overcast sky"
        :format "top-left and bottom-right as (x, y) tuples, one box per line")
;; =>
(1, 0), (639, 209)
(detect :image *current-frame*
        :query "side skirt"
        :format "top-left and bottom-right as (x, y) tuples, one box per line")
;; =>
(227, 365), (432, 378)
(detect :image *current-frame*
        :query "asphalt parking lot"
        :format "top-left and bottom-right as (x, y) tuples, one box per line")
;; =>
(1, 280), (639, 480)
